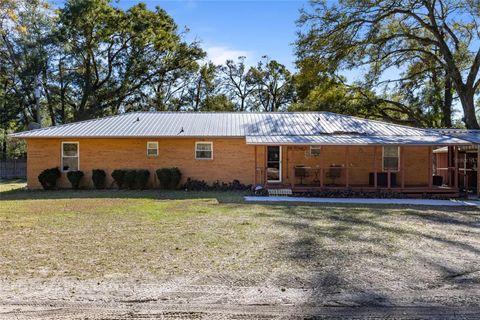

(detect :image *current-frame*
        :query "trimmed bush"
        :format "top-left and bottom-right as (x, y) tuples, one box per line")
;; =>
(135, 169), (150, 189)
(111, 169), (126, 189)
(124, 170), (137, 189)
(92, 169), (106, 189)
(38, 167), (61, 190)
(67, 170), (84, 189)
(156, 168), (182, 189)
(170, 167), (182, 189)
(156, 168), (172, 189)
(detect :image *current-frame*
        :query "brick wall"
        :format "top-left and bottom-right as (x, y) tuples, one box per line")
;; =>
(26, 138), (255, 189)
(26, 138), (432, 189)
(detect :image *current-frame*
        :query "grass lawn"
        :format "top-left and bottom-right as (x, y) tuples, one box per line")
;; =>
(1, 179), (479, 318)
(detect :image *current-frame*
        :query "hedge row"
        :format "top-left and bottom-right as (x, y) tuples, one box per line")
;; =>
(37, 167), (183, 190)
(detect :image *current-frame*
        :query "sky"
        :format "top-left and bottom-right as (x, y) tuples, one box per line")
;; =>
(110, 0), (309, 70)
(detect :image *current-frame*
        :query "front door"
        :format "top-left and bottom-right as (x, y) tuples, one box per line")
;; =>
(267, 146), (282, 183)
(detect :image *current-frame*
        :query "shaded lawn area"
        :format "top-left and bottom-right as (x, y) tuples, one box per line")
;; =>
(1, 179), (480, 310)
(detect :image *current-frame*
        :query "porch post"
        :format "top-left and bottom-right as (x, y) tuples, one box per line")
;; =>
(285, 146), (289, 180)
(373, 146), (378, 188)
(454, 146), (459, 189)
(345, 146), (350, 187)
(264, 145), (268, 186)
(428, 146), (433, 188)
(401, 146), (405, 189)
(320, 146), (324, 187)
(474, 144), (480, 196)
(254, 145), (257, 186)
(387, 169), (391, 189)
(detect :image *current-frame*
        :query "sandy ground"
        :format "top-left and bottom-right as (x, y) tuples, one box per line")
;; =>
(1, 273), (480, 319)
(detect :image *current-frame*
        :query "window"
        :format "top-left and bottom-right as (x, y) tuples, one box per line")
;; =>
(383, 146), (399, 171)
(61, 142), (79, 172)
(147, 141), (158, 157)
(310, 146), (321, 157)
(195, 142), (213, 160)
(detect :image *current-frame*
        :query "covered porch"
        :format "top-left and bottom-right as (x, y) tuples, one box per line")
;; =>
(252, 144), (464, 197)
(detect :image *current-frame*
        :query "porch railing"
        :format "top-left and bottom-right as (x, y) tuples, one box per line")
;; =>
(256, 166), (421, 189)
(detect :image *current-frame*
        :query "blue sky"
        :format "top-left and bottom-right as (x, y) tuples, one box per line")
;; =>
(112, 0), (308, 70)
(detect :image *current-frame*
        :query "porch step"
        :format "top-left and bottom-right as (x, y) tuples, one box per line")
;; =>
(268, 188), (293, 197)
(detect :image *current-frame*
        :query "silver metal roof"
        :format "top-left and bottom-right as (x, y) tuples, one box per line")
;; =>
(431, 129), (480, 144)
(246, 135), (470, 145)
(10, 111), (472, 145)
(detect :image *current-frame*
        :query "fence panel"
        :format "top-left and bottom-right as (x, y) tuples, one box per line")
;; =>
(0, 159), (27, 179)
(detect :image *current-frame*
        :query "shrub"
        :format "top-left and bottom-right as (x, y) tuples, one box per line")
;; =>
(38, 167), (61, 190)
(111, 169), (126, 189)
(156, 168), (172, 189)
(182, 178), (209, 191)
(92, 169), (106, 189)
(135, 169), (150, 189)
(181, 178), (250, 192)
(156, 168), (182, 189)
(66, 170), (84, 189)
(170, 167), (182, 189)
(124, 170), (137, 189)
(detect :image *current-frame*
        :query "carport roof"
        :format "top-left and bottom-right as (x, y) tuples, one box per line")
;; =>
(432, 129), (480, 144)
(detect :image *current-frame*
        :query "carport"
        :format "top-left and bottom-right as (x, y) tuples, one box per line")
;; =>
(433, 130), (480, 196)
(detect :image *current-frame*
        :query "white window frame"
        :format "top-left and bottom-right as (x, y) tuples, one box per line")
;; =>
(61, 141), (79, 172)
(382, 146), (400, 172)
(310, 145), (321, 157)
(195, 141), (213, 160)
(147, 141), (158, 157)
(267, 145), (282, 183)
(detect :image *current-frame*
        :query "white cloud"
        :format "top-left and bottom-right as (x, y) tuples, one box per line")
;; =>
(205, 46), (256, 66)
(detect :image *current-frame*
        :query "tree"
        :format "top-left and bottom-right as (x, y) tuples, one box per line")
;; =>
(219, 56), (255, 111)
(0, 0), (54, 157)
(56, 0), (203, 120)
(249, 57), (295, 112)
(184, 62), (218, 111)
(202, 94), (236, 111)
(297, 0), (480, 128)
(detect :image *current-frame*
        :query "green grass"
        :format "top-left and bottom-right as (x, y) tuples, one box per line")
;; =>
(1, 179), (479, 289)
(0, 179), (27, 192)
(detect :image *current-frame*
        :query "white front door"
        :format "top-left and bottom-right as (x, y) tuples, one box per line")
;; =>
(267, 146), (282, 183)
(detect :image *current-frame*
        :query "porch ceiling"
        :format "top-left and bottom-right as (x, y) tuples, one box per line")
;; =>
(245, 134), (472, 146)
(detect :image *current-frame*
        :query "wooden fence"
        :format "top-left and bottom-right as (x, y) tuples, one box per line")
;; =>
(0, 159), (27, 179)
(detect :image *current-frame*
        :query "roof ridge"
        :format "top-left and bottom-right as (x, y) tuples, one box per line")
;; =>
(132, 111), (332, 114)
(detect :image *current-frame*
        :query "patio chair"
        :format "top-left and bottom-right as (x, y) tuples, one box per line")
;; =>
(326, 165), (342, 185)
(294, 166), (309, 185)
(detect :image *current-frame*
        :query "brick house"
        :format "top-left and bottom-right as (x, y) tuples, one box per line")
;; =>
(11, 112), (476, 196)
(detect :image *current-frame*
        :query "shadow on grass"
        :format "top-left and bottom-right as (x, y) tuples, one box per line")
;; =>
(263, 204), (480, 312)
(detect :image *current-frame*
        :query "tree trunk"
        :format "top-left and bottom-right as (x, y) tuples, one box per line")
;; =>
(442, 78), (452, 127)
(458, 89), (480, 129)
(1, 138), (6, 160)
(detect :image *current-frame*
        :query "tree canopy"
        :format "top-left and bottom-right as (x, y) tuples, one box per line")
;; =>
(296, 0), (480, 128)
(3, 0), (480, 159)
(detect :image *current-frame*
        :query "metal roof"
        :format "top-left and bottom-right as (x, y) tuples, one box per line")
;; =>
(9, 111), (472, 145)
(431, 129), (480, 144)
(246, 135), (470, 145)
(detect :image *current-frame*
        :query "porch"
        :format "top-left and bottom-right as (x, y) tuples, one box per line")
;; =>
(252, 145), (463, 197)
